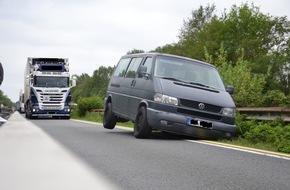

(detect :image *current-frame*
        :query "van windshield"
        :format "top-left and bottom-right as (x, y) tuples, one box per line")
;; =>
(154, 56), (225, 91)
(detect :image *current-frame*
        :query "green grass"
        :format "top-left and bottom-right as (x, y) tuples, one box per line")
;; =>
(218, 138), (279, 152)
(72, 112), (288, 154)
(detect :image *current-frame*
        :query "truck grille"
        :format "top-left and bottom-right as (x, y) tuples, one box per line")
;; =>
(40, 93), (64, 103)
(38, 92), (65, 110)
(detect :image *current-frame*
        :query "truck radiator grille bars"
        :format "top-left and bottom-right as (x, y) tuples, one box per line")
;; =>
(38, 92), (65, 110)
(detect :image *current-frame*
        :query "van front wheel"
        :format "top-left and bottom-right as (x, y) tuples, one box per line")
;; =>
(103, 102), (117, 129)
(134, 106), (152, 138)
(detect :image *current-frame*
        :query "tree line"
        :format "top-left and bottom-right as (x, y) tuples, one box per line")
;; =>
(72, 3), (290, 107)
(0, 90), (13, 109)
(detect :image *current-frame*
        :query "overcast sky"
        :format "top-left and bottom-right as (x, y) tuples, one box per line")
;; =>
(1, 0), (290, 102)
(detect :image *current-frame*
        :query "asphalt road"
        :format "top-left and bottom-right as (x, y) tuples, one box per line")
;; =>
(30, 118), (290, 190)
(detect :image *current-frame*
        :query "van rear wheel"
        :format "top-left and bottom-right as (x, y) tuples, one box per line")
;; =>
(134, 106), (152, 138)
(103, 102), (117, 129)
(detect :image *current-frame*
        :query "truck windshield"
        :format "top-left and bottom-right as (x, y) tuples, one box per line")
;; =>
(154, 56), (226, 91)
(34, 76), (69, 88)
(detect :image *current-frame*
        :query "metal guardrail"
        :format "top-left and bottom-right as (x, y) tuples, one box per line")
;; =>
(237, 107), (290, 122)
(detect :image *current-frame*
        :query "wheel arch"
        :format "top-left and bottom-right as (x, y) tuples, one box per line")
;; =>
(105, 94), (113, 104)
(138, 100), (149, 110)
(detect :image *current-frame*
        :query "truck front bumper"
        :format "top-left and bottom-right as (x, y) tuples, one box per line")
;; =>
(31, 109), (70, 118)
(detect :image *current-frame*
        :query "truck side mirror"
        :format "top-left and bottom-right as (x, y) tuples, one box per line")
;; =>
(71, 78), (76, 87)
(25, 75), (30, 86)
(226, 85), (234, 94)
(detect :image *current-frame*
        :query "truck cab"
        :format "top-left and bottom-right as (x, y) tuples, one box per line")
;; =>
(24, 58), (76, 119)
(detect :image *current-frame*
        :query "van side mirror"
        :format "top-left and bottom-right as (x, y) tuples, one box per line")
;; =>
(137, 65), (149, 78)
(226, 85), (234, 94)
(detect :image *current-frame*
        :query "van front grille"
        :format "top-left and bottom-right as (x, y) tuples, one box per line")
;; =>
(177, 108), (222, 121)
(179, 99), (222, 113)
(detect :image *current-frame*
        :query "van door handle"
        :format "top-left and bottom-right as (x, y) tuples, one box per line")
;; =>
(111, 83), (120, 87)
(131, 80), (136, 87)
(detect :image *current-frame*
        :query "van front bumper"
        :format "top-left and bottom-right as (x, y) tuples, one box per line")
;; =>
(147, 107), (237, 139)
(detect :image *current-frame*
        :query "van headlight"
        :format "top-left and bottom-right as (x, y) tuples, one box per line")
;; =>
(222, 108), (235, 117)
(154, 93), (178, 106)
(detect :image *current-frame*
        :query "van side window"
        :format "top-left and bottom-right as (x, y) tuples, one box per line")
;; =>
(125, 57), (143, 78)
(143, 57), (153, 74)
(113, 58), (131, 77)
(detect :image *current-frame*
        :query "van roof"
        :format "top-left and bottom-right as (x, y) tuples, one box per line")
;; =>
(121, 53), (216, 68)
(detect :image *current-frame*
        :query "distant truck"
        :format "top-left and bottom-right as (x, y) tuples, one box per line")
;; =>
(18, 89), (25, 113)
(24, 57), (76, 119)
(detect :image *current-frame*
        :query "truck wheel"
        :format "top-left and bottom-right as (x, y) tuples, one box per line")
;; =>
(25, 104), (31, 119)
(134, 106), (152, 138)
(103, 102), (117, 129)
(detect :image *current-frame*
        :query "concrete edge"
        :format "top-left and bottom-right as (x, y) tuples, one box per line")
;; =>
(0, 112), (117, 190)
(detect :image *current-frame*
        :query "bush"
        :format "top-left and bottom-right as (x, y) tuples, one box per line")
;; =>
(77, 96), (103, 117)
(262, 90), (288, 107)
(275, 125), (290, 153)
(244, 123), (276, 144)
(238, 119), (290, 153)
(217, 59), (266, 107)
(235, 113), (258, 137)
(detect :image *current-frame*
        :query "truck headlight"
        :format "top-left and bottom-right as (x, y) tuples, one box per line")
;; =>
(154, 93), (178, 106)
(222, 108), (235, 117)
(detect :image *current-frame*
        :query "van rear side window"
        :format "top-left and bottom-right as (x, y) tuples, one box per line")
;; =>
(113, 58), (131, 77)
(125, 57), (143, 78)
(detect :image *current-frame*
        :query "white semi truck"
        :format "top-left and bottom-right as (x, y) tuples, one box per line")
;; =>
(24, 57), (76, 119)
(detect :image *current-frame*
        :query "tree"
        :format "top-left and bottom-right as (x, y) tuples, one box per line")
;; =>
(0, 90), (13, 108)
(71, 66), (115, 103)
(71, 73), (91, 102)
(127, 49), (145, 54)
(90, 66), (115, 98)
(214, 49), (267, 107)
(155, 3), (290, 95)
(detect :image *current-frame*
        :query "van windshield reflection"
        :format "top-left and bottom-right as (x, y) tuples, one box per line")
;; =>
(155, 56), (225, 91)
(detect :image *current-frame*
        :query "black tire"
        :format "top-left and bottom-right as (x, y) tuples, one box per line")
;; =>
(103, 102), (117, 129)
(25, 103), (31, 119)
(134, 106), (152, 138)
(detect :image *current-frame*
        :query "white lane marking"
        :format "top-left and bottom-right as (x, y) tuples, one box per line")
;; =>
(186, 140), (290, 161)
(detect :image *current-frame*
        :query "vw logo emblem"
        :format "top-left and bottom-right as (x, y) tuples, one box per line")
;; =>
(198, 103), (205, 110)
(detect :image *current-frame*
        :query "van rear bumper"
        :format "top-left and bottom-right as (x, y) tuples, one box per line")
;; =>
(147, 107), (237, 139)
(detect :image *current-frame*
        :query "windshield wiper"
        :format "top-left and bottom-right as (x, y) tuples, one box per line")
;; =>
(187, 82), (210, 88)
(160, 77), (188, 83)
(161, 77), (215, 89)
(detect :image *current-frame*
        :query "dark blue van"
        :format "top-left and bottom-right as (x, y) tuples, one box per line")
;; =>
(103, 53), (237, 139)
